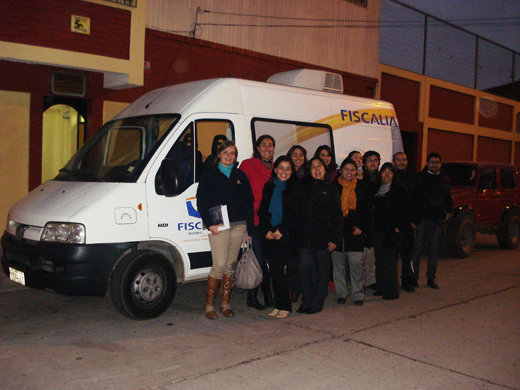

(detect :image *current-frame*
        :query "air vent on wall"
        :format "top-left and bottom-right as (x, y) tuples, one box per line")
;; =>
(267, 69), (344, 94)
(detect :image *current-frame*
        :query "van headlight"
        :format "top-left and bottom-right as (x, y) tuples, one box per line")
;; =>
(41, 223), (85, 244)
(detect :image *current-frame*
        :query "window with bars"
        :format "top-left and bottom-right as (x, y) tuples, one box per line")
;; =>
(104, 0), (136, 7)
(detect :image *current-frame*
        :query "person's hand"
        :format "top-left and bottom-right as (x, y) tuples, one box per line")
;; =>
(209, 225), (222, 235)
(445, 213), (453, 222)
(265, 231), (275, 240)
(272, 229), (283, 240)
(327, 242), (337, 251)
(352, 227), (362, 236)
(395, 228), (400, 233)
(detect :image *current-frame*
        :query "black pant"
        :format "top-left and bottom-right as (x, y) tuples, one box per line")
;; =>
(297, 247), (331, 312)
(264, 236), (293, 311)
(398, 227), (415, 287)
(287, 247), (300, 296)
(374, 231), (400, 297)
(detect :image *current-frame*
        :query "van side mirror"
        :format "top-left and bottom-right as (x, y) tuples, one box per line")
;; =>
(155, 158), (183, 197)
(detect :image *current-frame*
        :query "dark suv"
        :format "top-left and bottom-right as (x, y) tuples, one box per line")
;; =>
(442, 162), (520, 257)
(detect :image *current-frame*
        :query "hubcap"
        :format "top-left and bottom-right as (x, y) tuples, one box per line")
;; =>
(133, 268), (164, 302)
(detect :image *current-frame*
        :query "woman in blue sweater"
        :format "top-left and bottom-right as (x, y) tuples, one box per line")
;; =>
(196, 140), (254, 319)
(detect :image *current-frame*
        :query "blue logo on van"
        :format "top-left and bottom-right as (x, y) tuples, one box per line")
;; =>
(186, 197), (200, 218)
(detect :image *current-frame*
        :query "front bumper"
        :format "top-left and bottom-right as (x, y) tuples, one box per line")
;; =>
(1, 231), (135, 296)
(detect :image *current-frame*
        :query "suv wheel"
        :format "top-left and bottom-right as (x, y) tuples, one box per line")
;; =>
(447, 217), (476, 258)
(497, 214), (520, 249)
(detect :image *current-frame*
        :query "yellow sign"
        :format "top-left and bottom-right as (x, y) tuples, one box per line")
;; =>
(71, 15), (90, 35)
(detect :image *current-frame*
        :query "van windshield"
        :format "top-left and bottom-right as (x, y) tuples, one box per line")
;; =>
(55, 115), (179, 183)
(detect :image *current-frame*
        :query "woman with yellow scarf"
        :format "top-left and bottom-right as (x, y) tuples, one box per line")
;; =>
(331, 158), (372, 306)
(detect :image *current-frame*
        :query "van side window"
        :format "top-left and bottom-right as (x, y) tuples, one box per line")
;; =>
(251, 118), (332, 158)
(500, 169), (515, 189)
(161, 120), (233, 194)
(164, 124), (198, 191)
(195, 120), (234, 180)
(478, 168), (497, 190)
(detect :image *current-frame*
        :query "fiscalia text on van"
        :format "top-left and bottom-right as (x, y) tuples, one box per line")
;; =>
(340, 110), (398, 127)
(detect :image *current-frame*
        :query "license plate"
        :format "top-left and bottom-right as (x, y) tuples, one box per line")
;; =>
(9, 267), (25, 286)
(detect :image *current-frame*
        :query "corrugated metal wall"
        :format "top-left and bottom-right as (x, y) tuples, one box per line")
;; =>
(146, 0), (380, 79)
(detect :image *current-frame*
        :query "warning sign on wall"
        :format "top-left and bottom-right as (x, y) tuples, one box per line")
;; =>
(71, 15), (90, 35)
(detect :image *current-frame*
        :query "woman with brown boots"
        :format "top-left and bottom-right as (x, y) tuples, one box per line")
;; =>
(196, 140), (254, 319)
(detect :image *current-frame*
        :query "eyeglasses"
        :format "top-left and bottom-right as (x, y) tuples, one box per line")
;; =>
(367, 158), (379, 162)
(428, 160), (441, 165)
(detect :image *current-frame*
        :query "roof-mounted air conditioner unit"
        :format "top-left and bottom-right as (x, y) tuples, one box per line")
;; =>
(267, 69), (344, 94)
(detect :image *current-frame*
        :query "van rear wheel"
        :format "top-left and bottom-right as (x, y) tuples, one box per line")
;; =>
(110, 250), (177, 320)
(497, 214), (520, 249)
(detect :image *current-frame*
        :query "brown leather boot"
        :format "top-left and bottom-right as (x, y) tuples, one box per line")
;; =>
(219, 274), (235, 317)
(204, 276), (220, 319)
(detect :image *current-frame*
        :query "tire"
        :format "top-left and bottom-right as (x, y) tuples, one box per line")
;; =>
(447, 217), (476, 258)
(497, 214), (520, 249)
(110, 250), (177, 320)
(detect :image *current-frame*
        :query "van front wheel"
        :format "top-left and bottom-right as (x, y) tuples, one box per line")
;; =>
(110, 250), (177, 320)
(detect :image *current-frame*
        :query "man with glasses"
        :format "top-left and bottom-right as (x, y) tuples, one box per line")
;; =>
(411, 152), (453, 289)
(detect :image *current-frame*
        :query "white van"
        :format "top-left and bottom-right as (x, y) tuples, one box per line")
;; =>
(1, 70), (403, 319)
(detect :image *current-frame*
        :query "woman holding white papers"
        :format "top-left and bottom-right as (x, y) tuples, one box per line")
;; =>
(197, 140), (254, 320)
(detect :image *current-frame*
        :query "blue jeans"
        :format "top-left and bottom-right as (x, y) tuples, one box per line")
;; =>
(411, 219), (443, 281)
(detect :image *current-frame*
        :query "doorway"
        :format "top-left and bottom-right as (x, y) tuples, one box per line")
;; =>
(41, 98), (86, 183)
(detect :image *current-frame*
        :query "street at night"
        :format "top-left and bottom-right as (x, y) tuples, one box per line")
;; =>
(1, 234), (519, 390)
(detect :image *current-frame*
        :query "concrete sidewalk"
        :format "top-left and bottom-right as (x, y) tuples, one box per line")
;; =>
(1, 234), (519, 390)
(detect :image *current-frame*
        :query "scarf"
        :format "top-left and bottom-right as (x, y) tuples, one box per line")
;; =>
(376, 182), (391, 197)
(338, 176), (357, 217)
(218, 162), (233, 178)
(364, 167), (378, 183)
(269, 178), (286, 227)
(259, 156), (273, 171)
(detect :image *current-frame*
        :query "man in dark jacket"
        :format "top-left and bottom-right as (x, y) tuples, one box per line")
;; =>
(393, 152), (419, 292)
(411, 152), (453, 289)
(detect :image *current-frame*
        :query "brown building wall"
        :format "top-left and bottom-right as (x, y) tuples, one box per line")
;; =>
(429, 86), (474, 125)
(427, 129), (474, 162)
(478, 99), (513, 132)
(476, 136), (512, 164)
(0, 0), (131, 59)
(104, 30), (378, 104)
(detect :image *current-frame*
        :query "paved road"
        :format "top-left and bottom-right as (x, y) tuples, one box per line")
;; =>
(1, 234), (519, 390)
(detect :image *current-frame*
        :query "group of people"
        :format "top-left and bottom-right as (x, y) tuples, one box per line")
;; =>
(196, 135), (453, 320)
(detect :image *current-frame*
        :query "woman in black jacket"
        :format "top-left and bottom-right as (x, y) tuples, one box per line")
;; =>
(258, 156), (297, 319)
(292, 157), (343, 314)
(197, 140), (254, 319)
(332, 158), (371, 306)
(372, 162), (412, 300)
